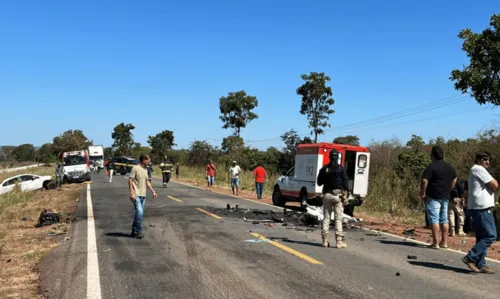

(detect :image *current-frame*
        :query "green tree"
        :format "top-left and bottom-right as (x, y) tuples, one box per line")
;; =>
(147, 130), (176, 163)
(104, 147), (113, 159)
(12, 144), (37, 162)
(130, 143), (151, 160)
(0, 146), (16, 161)
(333, 135), (360, 145)
(296, 72), (335, 143)
(187, 140), (216, 166)
(219, 90), (259, 137)
(450, 14), (500, 105)
(111, 123), (135, 156)
(52, 130), (92, 158)
(279, 129), (312, 171)
(37, 143), (56, 163)
(394, 135), (430, 179)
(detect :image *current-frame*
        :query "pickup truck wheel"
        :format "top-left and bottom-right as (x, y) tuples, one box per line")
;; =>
(300, 192), (308, 210)
(272, 187), (286, 206)
(44, 181), (56, 190)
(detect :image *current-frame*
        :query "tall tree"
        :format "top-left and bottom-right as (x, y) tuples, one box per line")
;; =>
(12, 144), (37, 162)
(187, 140), (215, 166)
(147, 130), (176, 163)
(333, 135), (360, 146)
(52, 130), (93, 158)
(450, 14), (500, 105)
(111, 123), (135, 156)
(296, 72), (335, 143)
(0, 146), (16, 161)
(37, 143), (56, 163)
(104, 147), (113, 159)
(219, 90), (259, 137)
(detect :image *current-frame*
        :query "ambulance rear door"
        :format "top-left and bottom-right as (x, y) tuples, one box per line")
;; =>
(353, 152), (370, 198)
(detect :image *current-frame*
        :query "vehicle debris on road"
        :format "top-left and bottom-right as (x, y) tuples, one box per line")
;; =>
(35, 209), (61, 228)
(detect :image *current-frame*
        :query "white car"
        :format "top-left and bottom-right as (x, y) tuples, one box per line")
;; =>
(0, 174), (54, 195)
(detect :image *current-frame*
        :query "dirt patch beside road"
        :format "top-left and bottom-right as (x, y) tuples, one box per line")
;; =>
(0, 184), (81, 299)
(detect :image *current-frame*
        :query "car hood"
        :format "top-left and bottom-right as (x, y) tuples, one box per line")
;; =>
(63, 165), (89, 172)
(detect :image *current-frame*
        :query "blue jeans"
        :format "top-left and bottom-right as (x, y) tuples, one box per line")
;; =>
(426, 198), (448, 224)
(132, 196), (146, 233)
(231, 178), (239, 189)
(255, 182), (264, 199)
(466, 208), (497, 267)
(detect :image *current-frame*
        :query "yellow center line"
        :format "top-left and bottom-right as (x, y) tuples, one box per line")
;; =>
(196, 208), (223, 220)
(167, 195), (183, 203)
(250, 232), (323, 265)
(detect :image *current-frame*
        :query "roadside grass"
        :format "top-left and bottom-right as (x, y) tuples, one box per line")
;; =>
(154, 164), (279, 195)
(0, 182), (81, 299)
(0, 161), (39, 170)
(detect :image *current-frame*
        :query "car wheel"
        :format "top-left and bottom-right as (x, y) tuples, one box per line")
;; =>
(45, 181), (56, 190)
(272, 186), (286, 206)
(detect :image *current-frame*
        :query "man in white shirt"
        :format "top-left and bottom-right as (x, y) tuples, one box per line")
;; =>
(462, 151), (498, 274)
(229, 161), (242, 195)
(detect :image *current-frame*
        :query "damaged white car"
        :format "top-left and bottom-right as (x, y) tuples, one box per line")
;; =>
(0, 174), (55, 195)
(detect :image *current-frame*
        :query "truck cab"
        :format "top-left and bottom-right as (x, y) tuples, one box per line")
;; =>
(88, 145), (105, 170)
(272, 143), (370, 209)
(62, 150), (91, 183)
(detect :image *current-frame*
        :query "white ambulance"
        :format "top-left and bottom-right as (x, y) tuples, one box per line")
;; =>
(272, 143), (370, 209)
(62, 150), (92, 183)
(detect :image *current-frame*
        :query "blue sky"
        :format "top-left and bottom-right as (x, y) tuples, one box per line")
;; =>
(1, 0), (499, 150)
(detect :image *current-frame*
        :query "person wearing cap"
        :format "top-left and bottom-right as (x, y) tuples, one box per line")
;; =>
(229, 161), (242, 195)
(316, 149), (350, 249)
(462, 151), (498, 274)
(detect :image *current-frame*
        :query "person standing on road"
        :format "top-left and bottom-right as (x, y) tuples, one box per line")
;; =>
(146, 161), (153, 182)
(175, 163), (180, 179)
(129, 154), (158, 239)
(55, 163), (64, 188)
(420, 145), (457, 249)
(229, 161), (242, 195)
(252, 163), (268, 200)
(317, 149), (350, 249)
(448, 177), (466, 237)
(108, 159), (115, 183)
(462, 151), (498, 274)
(160, 156), (173, 188)
(206, 160), (216, 191)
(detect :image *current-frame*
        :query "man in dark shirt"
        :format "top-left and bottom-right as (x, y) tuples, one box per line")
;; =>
(317, 149), (350, 249)
(420, 145), (457, 249)
(448, 177), (466, 237)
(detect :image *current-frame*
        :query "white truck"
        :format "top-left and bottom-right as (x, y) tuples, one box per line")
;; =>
(62, 150), (91, 183)
(88, 145), (105, 170)
(272, 142), (371, 215)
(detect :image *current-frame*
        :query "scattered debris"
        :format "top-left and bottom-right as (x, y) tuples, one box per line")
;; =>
(360, 238), (364, 241)
(403, 228), (417, 236)
(36, 209), (61, 228)
(6, 258), (12, 263)
(252, 221), (259, 225)
(244, 239), (270, 243)
(396, 272), (401, 276)
(282, 223), (288, 227)
(64, 236), (71, 241)
(149, 224), (156, 227)
(21, 217), (32, 222)
(407, 255), (418, 260)
(48, 232), (66, 237)
(226, 204), (231, 210)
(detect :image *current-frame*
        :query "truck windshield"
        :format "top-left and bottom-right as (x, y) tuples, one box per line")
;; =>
(89, 155), (103, 161)
(64, 156), (87, 166)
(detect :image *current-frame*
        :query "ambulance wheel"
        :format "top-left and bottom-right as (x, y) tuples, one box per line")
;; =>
(272, 186), (286, 207)
(299, 190), (308, 210)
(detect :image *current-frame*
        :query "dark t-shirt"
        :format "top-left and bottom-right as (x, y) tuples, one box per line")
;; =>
(422, 160), (457, 199)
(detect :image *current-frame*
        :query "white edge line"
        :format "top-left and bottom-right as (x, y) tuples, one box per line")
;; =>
(156, 177), (500, 264)
(87, 183), (102, 298)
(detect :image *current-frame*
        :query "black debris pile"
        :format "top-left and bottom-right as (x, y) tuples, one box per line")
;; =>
(35, 209), (61, 228)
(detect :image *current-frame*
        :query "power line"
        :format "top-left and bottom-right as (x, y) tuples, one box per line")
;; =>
(238, 94), (470, 143)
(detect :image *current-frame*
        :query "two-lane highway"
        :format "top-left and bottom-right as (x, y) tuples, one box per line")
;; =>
(40, 173), (500, 299)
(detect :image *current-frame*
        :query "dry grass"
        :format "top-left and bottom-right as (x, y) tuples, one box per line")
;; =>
(0, 161), (39, 170)
(0, 183), (81, 299)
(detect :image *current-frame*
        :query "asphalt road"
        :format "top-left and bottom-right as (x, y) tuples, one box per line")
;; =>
(40, 173), (500, 299)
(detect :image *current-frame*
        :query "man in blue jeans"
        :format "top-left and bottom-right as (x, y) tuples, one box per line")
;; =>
(129, 154), (158, 239)
(462, 151), (498, 274)
(420, 145), (457, 249)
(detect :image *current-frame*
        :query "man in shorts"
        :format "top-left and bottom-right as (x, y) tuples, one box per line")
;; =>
(420, 145), (457, 249)
(206, 160), (216, 191)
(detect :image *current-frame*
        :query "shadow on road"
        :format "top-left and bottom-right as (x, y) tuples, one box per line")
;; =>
(269, 237), (323, 248)
(379, 240), (425, 248)
(105, 232), (133, 238)
(408, 261), (473, 274)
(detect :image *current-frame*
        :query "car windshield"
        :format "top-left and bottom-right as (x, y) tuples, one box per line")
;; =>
(89, 155), (103, 161)
(64, 155), (87, 166)
(126, 159), (138, 165)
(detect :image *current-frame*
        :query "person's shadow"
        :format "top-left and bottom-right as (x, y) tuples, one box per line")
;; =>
(105, 232), (134, 238)
(408, 261), (474, 274)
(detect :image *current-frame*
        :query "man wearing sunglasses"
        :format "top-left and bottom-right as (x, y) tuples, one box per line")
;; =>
(462, 151), (498, 274)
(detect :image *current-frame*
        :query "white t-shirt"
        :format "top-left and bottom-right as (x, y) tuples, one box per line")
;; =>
(468, 164), (495, 210)
(229, 165), (241, 178)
